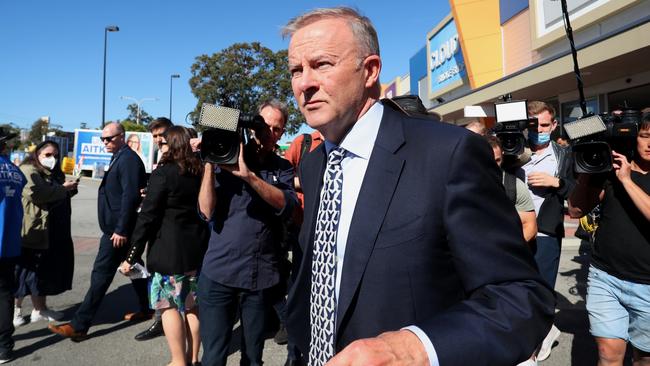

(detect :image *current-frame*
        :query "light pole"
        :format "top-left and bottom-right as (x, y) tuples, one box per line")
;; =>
(169, 74), (180, 121)
(102, 25), (119, 128)
(120, 96), (159, 125)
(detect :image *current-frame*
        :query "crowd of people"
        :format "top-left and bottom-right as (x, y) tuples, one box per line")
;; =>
(0, 6), (649, 366)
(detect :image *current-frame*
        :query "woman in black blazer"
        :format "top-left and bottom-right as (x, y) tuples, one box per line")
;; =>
(120, 126), (208, 366)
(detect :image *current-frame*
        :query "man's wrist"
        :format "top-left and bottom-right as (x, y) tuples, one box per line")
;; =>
(242, 171), (256, 185)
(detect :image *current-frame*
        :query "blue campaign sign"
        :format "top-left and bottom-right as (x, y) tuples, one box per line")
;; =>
(73, 129), (155, 174)
(428, 18), (467, 95)
(73, 129), (111, 173)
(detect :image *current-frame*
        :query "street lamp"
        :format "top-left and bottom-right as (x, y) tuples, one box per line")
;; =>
(102, 25), (119, 128)
(169, 74), (180, 121)
(120, 96), (159, 125)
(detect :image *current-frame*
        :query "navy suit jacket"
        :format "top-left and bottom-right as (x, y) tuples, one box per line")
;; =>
(98, 145), (146, 237)
(286, 106), (555, 365)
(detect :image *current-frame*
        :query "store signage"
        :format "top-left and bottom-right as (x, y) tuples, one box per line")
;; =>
(427, 18), (466, 96)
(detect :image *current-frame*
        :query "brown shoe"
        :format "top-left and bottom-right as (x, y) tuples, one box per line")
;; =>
(48, 323), (88, 342)
(123, 311), (153, 322)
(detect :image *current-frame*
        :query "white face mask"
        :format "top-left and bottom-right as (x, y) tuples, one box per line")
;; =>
(39, 156), (57, 170)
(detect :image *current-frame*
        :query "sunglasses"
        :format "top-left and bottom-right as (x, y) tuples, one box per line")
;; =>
(100, 133), (122, 143)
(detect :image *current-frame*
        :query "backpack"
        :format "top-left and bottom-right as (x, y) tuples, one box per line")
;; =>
(503, 171), (517, 206)
(296, 133), (312, 186)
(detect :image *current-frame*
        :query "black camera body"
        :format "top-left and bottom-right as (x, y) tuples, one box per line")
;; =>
(566, 109), (640, 174)
(492, 99), (538, 156)
(197, 103), (267, 165)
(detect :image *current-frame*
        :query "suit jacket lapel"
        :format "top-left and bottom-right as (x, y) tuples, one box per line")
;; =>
(336, 108), (406, 333)
(101, 146), (124, 188)
(288, 143), (326, 354)
(301, 143), (326, 254)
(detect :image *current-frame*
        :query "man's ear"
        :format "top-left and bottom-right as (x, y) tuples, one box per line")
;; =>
(363, 54), (381, 89)
(551, 120), (558, 132)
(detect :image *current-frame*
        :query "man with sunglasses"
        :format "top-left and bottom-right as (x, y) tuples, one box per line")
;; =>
(49, 122), (149, 341)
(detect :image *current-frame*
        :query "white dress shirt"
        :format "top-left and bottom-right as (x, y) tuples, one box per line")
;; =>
(322, 101), (439, 366)
(522, 145), (558, 238)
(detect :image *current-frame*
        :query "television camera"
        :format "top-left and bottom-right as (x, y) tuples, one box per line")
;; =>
(492, 98), (538, 156)
(196, 103), (268, 165)
(564, 109), (640, 174)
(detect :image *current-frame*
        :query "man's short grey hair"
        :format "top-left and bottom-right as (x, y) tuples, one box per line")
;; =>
(258, 99), (288, 127)
(282, 7), (380, 58)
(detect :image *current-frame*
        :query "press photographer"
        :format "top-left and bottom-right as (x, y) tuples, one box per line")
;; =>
(568, 112), (650, 365)
(196, 99), (297, 366)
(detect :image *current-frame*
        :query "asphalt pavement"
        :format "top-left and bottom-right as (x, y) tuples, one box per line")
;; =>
(7, 177), (614, 365)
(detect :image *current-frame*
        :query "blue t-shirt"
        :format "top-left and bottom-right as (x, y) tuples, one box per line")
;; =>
(0, 155), (26, 259)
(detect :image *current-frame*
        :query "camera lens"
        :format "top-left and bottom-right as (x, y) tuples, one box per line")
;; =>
(582, 150), (607, 168)
(200, 129), (240, 164)
(573, 141), (612, 174)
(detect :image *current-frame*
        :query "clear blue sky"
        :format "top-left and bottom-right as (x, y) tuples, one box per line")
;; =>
(0, 0), (449, 143)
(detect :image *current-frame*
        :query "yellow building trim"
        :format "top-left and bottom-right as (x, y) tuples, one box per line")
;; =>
(450, 0), (504, 88)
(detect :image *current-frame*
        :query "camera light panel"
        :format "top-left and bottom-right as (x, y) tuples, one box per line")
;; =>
(198, 103), (240, 132)
(495, 100), (528, 123)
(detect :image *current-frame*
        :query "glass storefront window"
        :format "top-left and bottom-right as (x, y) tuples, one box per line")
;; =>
(561, 98), (599, 123)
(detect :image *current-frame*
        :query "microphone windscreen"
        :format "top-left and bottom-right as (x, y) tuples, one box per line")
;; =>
(198, 103), (240, 131)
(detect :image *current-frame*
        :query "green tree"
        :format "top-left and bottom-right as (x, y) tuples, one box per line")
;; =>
(28, 118), (47, 143)
(0, 123), (22, 151)
(124, 103), (153, 126)
(121, 120), (147, 132)
(189, 42), (304, 134)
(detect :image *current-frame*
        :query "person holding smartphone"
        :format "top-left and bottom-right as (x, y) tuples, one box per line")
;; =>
(14, 141), (77, 326)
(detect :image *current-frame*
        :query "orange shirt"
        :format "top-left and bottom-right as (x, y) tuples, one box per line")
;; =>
(284, 131), (323, 209)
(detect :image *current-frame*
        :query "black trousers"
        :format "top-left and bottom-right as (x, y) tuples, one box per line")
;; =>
(0, 259), (16, 354)
(71, 234), (149, 332)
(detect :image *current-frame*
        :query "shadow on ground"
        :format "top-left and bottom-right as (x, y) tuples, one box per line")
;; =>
(555, 240), (633, 366)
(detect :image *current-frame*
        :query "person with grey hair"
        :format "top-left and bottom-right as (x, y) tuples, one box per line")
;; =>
(283, 7), (554, 366)
(465, 120), (487, 135)
(197, 100), (297, 366)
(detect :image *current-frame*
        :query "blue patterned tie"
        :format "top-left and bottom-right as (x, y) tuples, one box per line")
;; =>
(309, 146), (346, 366)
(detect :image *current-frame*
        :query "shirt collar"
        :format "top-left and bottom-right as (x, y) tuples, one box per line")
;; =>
(324, 101), (383, 160)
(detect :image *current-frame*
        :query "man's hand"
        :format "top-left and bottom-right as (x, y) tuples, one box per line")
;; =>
(527, 172), (559, 188)
(326, 330), (429, 366)
(111, 233), (127, 248)
(612, 150), (632, 183)
(190, 138), (201, 152)
(219, 143), (254, 182)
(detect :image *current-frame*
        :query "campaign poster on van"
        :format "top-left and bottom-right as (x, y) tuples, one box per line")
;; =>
(73, 129), (155, 173)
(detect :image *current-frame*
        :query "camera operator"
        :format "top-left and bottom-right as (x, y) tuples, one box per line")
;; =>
(486, 135), (537, 242)
(568, 113), (650, 366)
(519, 101), (575, 361)
(197, 99), (297, 366)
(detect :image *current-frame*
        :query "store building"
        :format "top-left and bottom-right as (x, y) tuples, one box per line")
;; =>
(400, 0), (650, 127)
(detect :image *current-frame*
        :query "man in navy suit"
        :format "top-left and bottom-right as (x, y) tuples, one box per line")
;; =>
(50, 122), (148, 341)
(283, 7), (555, 366)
